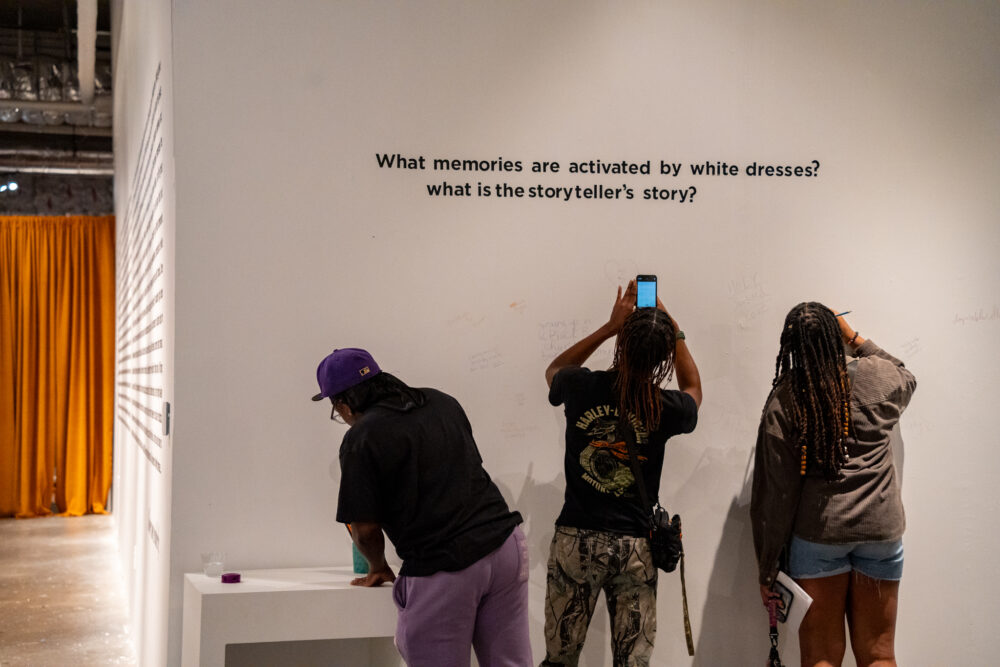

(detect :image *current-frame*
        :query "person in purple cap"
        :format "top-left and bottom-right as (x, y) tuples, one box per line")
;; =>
(313, 348), (532, 667)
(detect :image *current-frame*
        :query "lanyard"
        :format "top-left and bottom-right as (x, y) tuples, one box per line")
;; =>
(767, 598), (784, 667)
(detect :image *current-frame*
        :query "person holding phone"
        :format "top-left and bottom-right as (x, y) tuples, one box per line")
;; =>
(751, 305), (916, 667)
(313, 348), (531, 666)
(540, 279), (702, 666)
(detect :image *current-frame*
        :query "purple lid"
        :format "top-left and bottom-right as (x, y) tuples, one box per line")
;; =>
(221, 572), (241, 583)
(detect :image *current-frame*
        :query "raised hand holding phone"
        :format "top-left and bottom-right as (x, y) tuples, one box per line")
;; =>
(544, 280), (636, 387)
(607, 279), (637, 333)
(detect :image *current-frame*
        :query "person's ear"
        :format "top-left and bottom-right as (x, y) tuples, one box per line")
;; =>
(336, 401), (359, 425)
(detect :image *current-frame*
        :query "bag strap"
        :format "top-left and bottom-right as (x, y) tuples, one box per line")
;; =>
(679, 550), (695, 656)
(622, 425), (695, 656)
(621, 425), (654, 518)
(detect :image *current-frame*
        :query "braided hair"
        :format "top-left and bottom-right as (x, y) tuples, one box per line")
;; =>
(771, 302), (851, 479)
(612, 307), (677, 432)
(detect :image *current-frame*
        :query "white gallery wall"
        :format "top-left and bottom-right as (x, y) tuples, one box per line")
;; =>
(111, 0), (176, 665)
(114, 1), (998, 665)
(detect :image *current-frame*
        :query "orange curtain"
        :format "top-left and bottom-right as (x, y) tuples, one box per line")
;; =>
(0, 216), (115, 518)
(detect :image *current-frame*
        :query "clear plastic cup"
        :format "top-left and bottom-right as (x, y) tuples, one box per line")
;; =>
(201, 551), (225, 577)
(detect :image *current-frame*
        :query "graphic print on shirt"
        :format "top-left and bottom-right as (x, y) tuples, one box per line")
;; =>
(575, 404), (648, 497)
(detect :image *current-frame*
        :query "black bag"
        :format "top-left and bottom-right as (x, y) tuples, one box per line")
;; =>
(649, 505), (683, 573)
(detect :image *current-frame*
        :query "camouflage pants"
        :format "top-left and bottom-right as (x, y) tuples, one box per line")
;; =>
(541, 526), (658, 667)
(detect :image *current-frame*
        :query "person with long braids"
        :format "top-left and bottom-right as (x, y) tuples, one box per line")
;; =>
(752, 304), (917, 667)
(541, 280), (702, 666)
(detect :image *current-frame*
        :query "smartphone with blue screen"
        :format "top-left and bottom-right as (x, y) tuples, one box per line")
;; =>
(636, 275), (657, 308)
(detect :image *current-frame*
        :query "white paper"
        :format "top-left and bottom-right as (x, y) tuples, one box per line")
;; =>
(774, 571), (813, 633)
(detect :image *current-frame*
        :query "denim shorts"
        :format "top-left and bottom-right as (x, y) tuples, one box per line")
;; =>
(788, 535), (904, 581)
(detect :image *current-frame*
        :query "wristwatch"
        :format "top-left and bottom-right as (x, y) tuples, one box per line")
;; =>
(676, 330), (686, 341)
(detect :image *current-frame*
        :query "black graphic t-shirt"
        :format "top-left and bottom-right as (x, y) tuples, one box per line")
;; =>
(549, 366), (698, 537)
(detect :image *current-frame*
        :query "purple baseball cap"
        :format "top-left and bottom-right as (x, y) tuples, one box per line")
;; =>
(311, 348), (382, 401)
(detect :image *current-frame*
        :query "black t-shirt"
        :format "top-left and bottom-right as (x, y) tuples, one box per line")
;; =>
(549, 366), (698, 537)
(336, 387), (522, 576)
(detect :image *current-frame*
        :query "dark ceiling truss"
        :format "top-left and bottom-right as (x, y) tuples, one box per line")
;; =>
(0, 0), (113, 175)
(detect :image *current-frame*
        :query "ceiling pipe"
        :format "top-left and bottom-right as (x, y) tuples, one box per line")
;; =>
(0, 161), (113, 176)
(0, 122), (111, 137)
(0, 148), (111, 160)
(77, 0), (98, 104)
(0, 97), (112, 114)
(17, 3), (24, 60)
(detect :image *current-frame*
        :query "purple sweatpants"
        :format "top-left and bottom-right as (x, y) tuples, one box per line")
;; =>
(391, 526), (532, 666)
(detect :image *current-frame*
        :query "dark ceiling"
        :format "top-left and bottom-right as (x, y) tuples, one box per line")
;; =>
(0, 0), (111, 34)
(0, 0), (113, 175)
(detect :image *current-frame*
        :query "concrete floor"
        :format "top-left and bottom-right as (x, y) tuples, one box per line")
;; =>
(0, 514), (136, 667)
